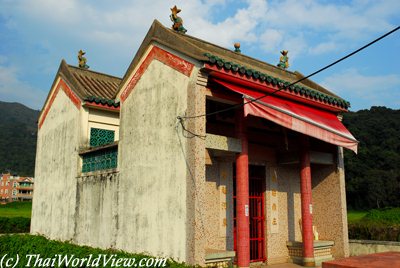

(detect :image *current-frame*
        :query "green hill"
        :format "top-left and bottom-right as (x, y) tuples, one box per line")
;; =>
(343, 106), (400, 209)
(0, 101), (39, 176)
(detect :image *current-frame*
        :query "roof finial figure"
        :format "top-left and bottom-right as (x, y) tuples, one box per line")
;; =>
(170, 5), (187, 34)
(277, 50), (289, 69)
(234, 42), (241, 53)
(78, 50), (90, 69)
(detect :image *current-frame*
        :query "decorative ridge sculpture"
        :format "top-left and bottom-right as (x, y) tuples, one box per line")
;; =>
(234, 43), (241, 53)
(170, 5), (187, 34)
(277, 50), (289, 69)
(78, 50), (89, 69)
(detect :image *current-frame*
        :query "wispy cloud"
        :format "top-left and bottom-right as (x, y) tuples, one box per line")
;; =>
(321, 69), (400, 110)
(0, 62), (45, 109)
(309, 42), (338, 55)
(187, 0), (268, 47)
(257, 0), (400, 63)
(259, 29), (283, 53)
(264, 0), (398, 37)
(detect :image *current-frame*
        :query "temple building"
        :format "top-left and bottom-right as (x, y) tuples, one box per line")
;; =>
(31, 20), (358, 267)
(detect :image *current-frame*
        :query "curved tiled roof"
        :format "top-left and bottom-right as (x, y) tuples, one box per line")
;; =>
(40, 60), (122, 115)
(65, 64), (121, 100)
(204, 53), (350, 109)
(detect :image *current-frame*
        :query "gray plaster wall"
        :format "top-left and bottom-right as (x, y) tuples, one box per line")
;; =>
(74, 172), (119, 249)
(31, 88), (80, 240)
(116, 59), (196, 262)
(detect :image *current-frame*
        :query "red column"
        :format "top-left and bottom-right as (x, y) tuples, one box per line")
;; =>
(300, 135), (315, 267)
(236, 109), (250, 268)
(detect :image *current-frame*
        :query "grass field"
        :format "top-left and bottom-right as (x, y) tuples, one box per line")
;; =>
(347, 210), (368, 223)
(0, 202), (32, 218)
(348, 208), (400, 224)
(347, 208), (400, 241)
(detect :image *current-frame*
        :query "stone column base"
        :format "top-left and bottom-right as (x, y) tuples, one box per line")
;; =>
(287, 240), (334, 267)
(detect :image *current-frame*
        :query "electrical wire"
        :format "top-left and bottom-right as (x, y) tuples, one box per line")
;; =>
(179, 25), (400, 121)
(177, 116), (206, 139)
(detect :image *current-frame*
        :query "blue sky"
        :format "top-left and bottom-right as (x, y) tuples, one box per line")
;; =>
(0, 0), (399, 111)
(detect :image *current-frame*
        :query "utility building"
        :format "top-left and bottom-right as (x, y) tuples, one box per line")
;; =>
(32, 20), (357, 267)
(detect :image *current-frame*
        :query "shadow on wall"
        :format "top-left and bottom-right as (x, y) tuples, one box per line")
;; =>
(284, 166), (300, 242)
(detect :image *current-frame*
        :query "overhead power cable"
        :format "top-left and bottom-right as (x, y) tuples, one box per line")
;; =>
(178, 25), (400, 121)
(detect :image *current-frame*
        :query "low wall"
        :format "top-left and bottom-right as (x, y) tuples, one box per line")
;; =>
(349, 239), (400, 256)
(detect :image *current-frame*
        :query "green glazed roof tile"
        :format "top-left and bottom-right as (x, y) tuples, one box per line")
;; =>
(85, 96), (120, 108)
(203, 53), (350, 109)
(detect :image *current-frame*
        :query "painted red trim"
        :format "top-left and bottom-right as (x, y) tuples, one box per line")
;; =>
(62, 80), (81, 109)
(212, 78), (358, 152)
(206, 64), (347, 113)
(300, 136), (315, 266)
(235, 108), (250, 268)
(39, 79), (81, 129)
(84, 102), (120, 112)
(120, 46), (194, 102)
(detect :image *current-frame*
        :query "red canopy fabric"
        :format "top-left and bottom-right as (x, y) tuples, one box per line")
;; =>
(213, 79), (358, 153)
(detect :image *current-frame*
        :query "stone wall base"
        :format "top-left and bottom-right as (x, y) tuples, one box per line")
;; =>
(205, 249), (235, 268)
(287, 240), (334, 266)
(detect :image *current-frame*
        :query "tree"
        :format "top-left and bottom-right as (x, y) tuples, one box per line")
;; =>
(343, 107), (400, 209)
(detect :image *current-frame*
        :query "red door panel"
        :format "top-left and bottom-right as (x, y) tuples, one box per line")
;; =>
(234, 165), (266, 262)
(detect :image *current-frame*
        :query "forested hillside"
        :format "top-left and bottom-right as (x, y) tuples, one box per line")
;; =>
(343, 106), (400, 209)
(0, 101), (39, 176)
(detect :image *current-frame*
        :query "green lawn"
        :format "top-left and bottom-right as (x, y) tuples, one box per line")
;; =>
(347, 210), (368, 223)
(347, 208), (400, 241)
(348, 208), (400, 225)
(0, 202), (32, 218)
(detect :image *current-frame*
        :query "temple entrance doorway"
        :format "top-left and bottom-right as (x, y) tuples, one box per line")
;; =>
(233, 165), (266, 262)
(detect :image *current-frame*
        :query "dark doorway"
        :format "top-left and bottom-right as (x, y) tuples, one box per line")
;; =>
(233, 165), (266, 262)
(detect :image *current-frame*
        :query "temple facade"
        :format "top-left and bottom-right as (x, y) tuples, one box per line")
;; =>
(31, 20), (357, 267)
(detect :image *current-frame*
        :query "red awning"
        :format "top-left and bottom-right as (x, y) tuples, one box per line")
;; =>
(213, 79), (358, 153)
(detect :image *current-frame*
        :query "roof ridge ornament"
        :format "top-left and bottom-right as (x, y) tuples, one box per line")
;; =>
(78, 50), (90, 69)
(277, 50), (289, 69)
(170, 5), (187, 34)
(234, 43), (241, 53)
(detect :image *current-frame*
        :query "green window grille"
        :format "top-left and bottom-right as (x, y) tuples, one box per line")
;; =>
(82, 147), (118, 173)
(90, 128), (115, 147)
